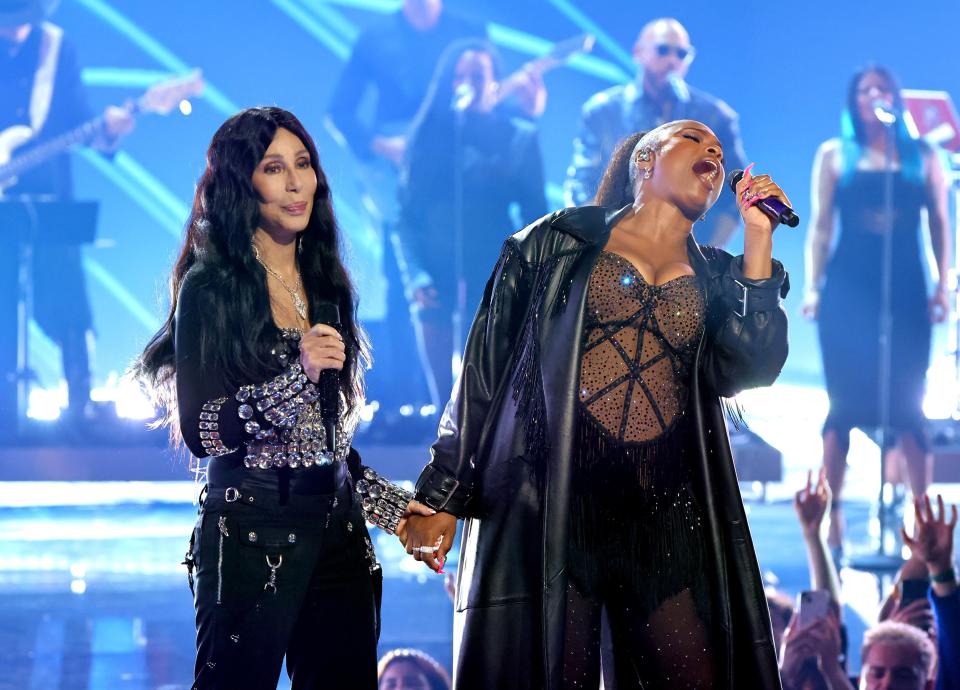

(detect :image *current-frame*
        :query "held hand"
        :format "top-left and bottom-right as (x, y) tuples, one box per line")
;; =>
(299, 324), (346, 383)
(901, 494), (958, 573)
(800, 291), (820, 321)
(795, 468), (832, 536)
(735, 163), (792, 236)
(404, 512), (458, 574)
(929, 289), (950, 324)
(395, 499), (437, 541)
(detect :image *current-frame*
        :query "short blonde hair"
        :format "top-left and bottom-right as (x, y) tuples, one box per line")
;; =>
(861, 621), (935, 680)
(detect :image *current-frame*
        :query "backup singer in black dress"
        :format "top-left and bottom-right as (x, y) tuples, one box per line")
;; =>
(403, 121), (790, 689)
(802, 65), (951, 554)
(135, 107), (430, 690)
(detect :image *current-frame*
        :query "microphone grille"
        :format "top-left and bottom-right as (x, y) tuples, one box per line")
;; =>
(726, 169), (744, 192)
(314, 302), (341, 327)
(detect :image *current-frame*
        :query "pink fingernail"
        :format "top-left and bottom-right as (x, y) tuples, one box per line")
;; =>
(744, 162), (756, 176)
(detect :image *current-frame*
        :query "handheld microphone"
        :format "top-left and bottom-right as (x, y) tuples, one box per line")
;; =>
(872, 99), (898, 126)
(727, 169), (800, 228)
(451, 83), (475, 113)
(667, 73), (690, 103)
(314, 302), (341, 460)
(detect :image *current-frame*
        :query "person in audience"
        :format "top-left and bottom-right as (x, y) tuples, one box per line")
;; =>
(780, 608), (853, 690)
(378, 649), (451, 690)
(796, 469), (843, 604)
(901, 494), (958, 690)
(859, 621), (936, 690)
(779, 469), (853, 690)
(768, 587), (797, 658)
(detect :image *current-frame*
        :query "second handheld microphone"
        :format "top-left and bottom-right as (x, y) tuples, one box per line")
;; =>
(313, 302), (341, 460)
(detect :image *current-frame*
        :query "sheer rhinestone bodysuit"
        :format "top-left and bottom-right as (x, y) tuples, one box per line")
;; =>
(563, 250), (716, 689)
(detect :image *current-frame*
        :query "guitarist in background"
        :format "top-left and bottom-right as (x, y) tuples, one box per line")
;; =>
(0, 0), (133, 422)
(565, 17), (747, 246)
(327, 0), (544, 417)
(397, 38), (548, 405)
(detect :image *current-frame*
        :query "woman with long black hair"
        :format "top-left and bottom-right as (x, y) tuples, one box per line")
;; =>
(135, 106), (430, 690)
(802, 65), (951, 557)
(403, 121), (791, 688)
(396, 37), (548, 405)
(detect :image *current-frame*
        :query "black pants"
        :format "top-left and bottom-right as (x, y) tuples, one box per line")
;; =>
(33, 243), (92, 413)
(189, 478), (382, 690)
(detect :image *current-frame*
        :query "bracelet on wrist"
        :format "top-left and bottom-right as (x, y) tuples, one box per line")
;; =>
(354, 467), (413, 535)
(931, 566), (956, 585)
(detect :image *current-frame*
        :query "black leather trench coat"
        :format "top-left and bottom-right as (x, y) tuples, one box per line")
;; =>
(415, 205), (790, 689)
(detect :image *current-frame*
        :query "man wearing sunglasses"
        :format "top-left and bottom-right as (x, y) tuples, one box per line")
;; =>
(564, 17), (747, 246)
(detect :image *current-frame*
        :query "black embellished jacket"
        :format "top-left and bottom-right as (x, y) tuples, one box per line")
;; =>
(174, 268), (412, 535)
(414, 205), (789, 690)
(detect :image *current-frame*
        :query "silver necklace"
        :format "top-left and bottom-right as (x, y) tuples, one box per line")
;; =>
(252, 244), (307, 321)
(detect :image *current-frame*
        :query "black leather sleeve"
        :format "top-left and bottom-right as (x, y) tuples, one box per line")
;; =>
(701, 255), (790, 398)
(414, 238), (531, 515)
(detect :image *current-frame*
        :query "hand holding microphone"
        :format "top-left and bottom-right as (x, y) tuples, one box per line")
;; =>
(728, 163), (799, 232)
(299, 323), (345, 383)
(728, 164), (796, 280)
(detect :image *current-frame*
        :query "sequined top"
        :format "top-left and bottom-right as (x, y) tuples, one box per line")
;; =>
(174, 275), (360, 474)
(175, 275), (412, 532)
(188, 328), (357, 470)
(578, 251), (706, 444)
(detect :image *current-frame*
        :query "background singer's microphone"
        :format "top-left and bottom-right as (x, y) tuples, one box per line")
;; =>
(667, 73), (690, 103)
(872, 99), (898, 125)
(314, 302), (341, 460)
(726, 169), (800, 228)
(451, 83), (475, 113)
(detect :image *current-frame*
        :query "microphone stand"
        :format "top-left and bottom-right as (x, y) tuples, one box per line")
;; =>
(950, 152), (960, 415)
(451, 107), (467, 385)
(850, 116), (904, 586)
(877, 117), (898, 557)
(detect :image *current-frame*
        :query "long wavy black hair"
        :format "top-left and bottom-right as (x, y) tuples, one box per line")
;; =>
(134, 106), (369, 438)
(401, 37), (502, 189)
